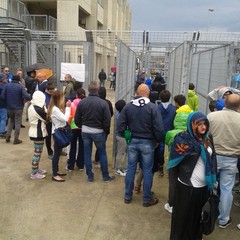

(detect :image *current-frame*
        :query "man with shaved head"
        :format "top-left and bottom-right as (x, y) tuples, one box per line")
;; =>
(117, 84), (164, 207)
(35, 72), (48, 92)
(208, 93), (240, 229)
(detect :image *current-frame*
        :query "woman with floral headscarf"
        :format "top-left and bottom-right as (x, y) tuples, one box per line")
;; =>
(168, 111), (217, 240)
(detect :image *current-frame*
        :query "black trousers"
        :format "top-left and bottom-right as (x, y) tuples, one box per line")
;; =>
(45, 121), (53, 156)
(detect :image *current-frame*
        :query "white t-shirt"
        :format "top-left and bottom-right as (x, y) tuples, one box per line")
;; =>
(51, 106), (70, 134)
(190, 146), (213, 188)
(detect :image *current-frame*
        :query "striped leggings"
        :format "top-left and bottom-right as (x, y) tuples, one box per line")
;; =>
(32, 140), (44, 174)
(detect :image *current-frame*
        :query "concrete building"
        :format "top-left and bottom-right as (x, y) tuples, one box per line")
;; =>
(0, 0), (132, 81)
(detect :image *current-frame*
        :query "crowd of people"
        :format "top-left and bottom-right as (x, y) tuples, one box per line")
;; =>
(1, 66), (240, 238)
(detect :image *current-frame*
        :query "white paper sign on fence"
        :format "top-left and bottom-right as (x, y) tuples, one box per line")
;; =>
(61, 63), (85, 82)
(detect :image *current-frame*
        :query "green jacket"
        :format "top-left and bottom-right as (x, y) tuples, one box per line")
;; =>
(165, 105), (192, 146)
(187, 89), (199, 111)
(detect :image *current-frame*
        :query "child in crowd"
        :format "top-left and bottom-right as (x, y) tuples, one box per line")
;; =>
(114, 100), (127, 176)
(156, 90), (176, 177)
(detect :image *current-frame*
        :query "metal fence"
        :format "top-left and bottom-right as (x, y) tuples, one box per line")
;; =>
(111, 40), (136, 166)
(115, 40), (136, 102)
(168, 41), (240, 114)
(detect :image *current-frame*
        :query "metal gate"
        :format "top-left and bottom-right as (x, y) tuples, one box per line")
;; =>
(168, 41), (240, 114)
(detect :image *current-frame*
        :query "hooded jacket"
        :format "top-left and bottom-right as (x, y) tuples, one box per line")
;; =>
(187, 89), (199, 111)
(98, 87), (113, 116)
(207, 86), (240, 101)
(28, 91), (47, 140)
(157, 102), (176, 135)
(165, 104), (192, 146)
(117, 96), (164, 142)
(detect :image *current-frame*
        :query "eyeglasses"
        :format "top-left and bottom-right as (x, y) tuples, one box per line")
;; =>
(4, 70), (9, 72)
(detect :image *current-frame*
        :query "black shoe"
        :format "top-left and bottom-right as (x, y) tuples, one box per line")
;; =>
(88, 178), (94, 182)
(103, 176), (115, 182)
(143, 197), (159, 207)
(124, 198), (132, 204)
(57, 172), (67, 176)
(13, 139), (23, 145)
(5, 136), (10, 143)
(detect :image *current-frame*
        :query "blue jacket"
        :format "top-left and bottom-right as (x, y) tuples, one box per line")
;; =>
(0, 82), (7, 108)
(117, 96), (164, 142)
(1, 80), (31, 110)
(37, 80), (48, 93)
(157, 103), (176, 135)
(44, 91), (52, 108)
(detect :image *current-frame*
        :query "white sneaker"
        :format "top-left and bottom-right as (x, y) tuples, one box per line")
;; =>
(38, 169), (47, 174)
(164, 203), (173, 214)
(115, 169), (126, 177)
(31, 172), (46, 180)
(65, 165), (73, 171)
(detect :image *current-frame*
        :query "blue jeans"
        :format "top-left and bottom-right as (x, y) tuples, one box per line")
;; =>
(217, 155), (238, 225)
(81, 132), (109, 181)
(125, 138), (155, 203)
(0, 107), (7, 134)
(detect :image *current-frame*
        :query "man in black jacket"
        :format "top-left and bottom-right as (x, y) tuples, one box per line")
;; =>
(98, 69), (107, 87)
(74, 80), (115, 182)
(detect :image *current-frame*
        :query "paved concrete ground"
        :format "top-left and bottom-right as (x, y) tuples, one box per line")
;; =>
(0, 88), (239, 240)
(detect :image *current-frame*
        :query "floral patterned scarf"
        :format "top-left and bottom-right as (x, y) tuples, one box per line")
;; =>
(167, 111), (217, 189)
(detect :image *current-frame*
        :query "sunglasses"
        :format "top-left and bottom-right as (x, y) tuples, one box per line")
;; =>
(4, 70), (9, 72)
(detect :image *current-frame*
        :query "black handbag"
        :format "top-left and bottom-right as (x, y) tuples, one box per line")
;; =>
(53, 124), (72, 148)
(201, 191), (220, 235)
